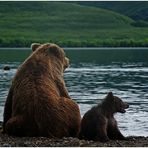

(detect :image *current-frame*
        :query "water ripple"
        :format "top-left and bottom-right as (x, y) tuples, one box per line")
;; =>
(0, 61), (148, 136)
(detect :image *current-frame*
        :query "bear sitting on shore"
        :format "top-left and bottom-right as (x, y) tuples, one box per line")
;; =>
(3, 43), (81, 137)
(79, 92), (129, 142)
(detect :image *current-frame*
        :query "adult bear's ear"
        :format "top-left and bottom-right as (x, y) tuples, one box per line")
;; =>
(48, 44), (63, 59)
(31, 43), (41, 52)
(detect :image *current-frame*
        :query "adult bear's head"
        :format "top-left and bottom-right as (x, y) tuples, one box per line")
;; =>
(31, 43), (69, 72)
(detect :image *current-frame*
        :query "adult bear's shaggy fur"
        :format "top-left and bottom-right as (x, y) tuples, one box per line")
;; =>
(3, 43), (81, 138)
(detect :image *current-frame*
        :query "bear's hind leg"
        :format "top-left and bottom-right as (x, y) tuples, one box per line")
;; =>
(5, 115), (27, 136)
(60, 97), (81, 137)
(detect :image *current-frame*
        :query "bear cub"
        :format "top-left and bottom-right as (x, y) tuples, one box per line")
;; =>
(79, 92), (129, 142)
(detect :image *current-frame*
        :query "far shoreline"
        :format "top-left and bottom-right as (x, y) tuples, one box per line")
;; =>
(0, 47), (148, 50)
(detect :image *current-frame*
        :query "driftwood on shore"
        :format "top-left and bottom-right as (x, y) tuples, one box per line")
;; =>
(0, 122), (148, 147)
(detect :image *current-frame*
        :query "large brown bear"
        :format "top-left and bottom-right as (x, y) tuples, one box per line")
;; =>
(3, 43), (81, 137)
(79, 92), (129, 142)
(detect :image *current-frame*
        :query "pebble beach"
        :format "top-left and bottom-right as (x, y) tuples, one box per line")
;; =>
(0, 122), (148, 147)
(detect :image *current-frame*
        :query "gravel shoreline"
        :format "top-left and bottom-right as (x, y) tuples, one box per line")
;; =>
(0, 122), (148, 147)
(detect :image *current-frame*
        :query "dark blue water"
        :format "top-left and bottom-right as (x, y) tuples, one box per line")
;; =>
(0, 48), (148, 136)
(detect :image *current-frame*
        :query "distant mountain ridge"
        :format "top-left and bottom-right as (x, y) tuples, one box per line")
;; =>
(0, 1), (147, 47)
(74, 1), (148, 21)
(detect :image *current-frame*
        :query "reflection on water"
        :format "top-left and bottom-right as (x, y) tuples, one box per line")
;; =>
(0, 49), (148, 137)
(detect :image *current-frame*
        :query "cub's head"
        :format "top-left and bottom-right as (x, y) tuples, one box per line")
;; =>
(104, 92), (129, 113)
(31, 43), (69, 71)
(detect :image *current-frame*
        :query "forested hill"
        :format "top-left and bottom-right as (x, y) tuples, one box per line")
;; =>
(74, 1), (148, 21)
(0, 1), (148, 47)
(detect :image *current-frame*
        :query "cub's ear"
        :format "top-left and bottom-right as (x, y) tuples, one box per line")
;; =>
(107, 92), (114, 99)
(31, 43), (41, 52)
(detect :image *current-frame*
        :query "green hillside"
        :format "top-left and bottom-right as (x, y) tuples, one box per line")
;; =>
(75, 1), (148, 21)
(0, 1), (148, 47)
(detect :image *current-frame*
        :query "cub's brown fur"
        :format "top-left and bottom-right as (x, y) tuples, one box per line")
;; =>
(3, 43), (81, 137)
(79, 92), (129, 142)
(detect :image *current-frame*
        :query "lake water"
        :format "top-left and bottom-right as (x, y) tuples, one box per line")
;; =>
(0, 48), (148, 137)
